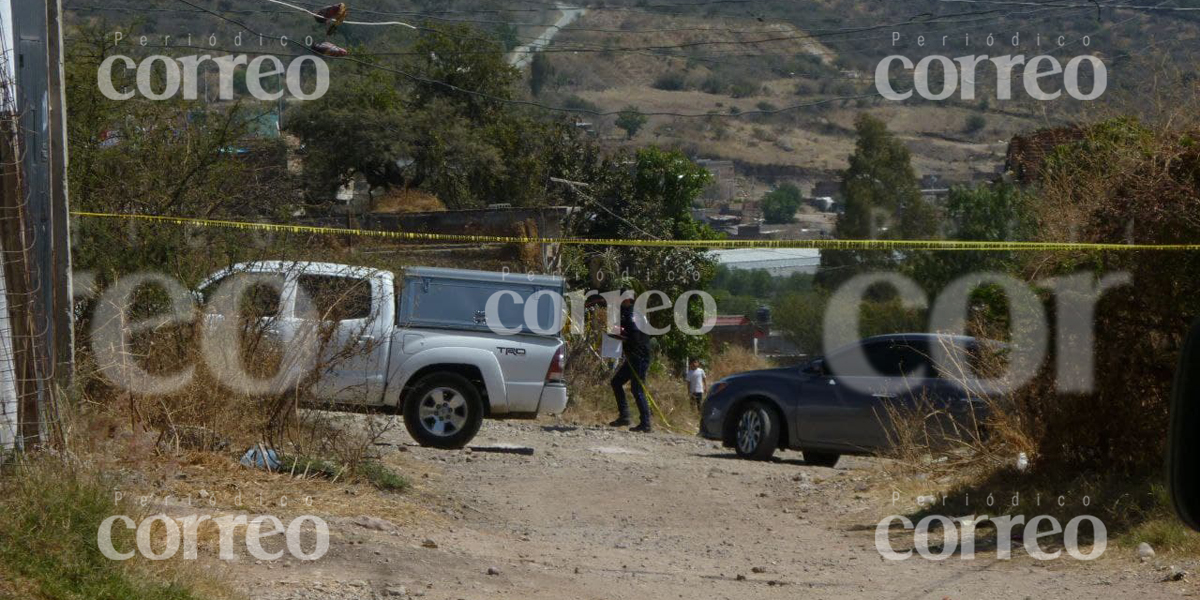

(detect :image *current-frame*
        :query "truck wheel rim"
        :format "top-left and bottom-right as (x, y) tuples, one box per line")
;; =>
(737, 410), (762, 454)
(418, 387), (468, 436)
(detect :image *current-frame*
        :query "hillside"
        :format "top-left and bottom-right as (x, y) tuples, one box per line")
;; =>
(66, 0), (1200, 196)
(530, 1), (1200, 191)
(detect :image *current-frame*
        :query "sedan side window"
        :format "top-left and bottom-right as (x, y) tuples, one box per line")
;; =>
(828, 342), (887, 377)
(831, 340), (935, 378)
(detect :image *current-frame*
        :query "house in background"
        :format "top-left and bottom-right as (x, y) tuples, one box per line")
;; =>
(710, 248), (821, 276)
(695, 159), (737, 206)
(812, 180), (841, 199)
(708, 315), (764, 351)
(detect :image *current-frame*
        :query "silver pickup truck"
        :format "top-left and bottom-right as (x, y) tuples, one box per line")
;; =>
(197, 262), (568, 448)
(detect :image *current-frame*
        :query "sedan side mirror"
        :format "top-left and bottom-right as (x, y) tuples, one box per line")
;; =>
(803, 359), (828, 376)
(1169, 319), (1200, 531)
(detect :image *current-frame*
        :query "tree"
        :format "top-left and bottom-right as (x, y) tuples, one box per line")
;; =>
(65, 26), (287, 280)
(493, 22), (520, 51)
(817, 113), (935, 289)
(653, 71), (686, 91)
(287, 69), (413, 194)
(529, 51), (554, 96)
(907, 181), (1032, 293)
(761, 183), (803, 224)
(772, 291), (826, 355)
(407, 24), (521, 122)
(563, 148), (717, 365)
(773, 290), (925, 357)
(287, 24), (584, 210)
(616, 106), (647, 140)
(841, 113), (931, 239)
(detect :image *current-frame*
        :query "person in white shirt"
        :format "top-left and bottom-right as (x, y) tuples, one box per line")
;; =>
(686, 359), (706, 410)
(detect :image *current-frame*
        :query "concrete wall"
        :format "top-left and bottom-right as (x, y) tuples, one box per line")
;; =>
(366, 206), (574, 239)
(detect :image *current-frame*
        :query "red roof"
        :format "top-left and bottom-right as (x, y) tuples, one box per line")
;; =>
(711, 315), (752, 327)
(1005, 126), (1085, 184)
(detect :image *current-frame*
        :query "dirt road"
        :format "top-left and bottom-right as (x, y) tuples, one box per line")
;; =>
(508, 4), (586, 69)
(239, 420), (1196, 600)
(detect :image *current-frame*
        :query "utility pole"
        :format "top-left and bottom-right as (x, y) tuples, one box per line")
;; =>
(45, 0), (73, 389)
(13, 0), (72, 444)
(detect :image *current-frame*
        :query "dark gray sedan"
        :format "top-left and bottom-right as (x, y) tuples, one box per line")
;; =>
(699, 333), (993, 466)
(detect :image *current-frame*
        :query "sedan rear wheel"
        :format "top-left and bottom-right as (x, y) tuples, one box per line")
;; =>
(733, 400), (779, 461)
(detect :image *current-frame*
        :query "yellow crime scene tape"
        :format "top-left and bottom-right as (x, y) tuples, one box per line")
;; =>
(629, 367), (682, 434)
(76, 209), (1200, 433)
(70, 211), (1200, 251)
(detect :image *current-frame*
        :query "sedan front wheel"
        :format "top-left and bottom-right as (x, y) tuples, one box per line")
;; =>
(733, 400), (780, 461)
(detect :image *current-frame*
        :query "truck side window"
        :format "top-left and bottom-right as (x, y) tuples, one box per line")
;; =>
(296, 275), (372, 321)
(242, 281), (283, 318)
(200, 274), (284, 318)
(198, 276), (228, 315)
(199, 276), (227, 306)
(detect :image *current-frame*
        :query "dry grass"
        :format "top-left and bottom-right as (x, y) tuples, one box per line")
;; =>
(878, 333), (1038, 483)
(0, 456), (242, 600)
(562, 346), (769, 432)
(132, 447), (433, 525)
(371, 188), (446, 214)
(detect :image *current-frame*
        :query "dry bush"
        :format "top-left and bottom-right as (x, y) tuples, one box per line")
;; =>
(881, 333), (1035, 480)
(372, 187), (446, 213)
(708, 344), (770, 381)
(1019, 117), (1200, 473)
(80, 264), (401, 478)
(884, 116), (1200, 482)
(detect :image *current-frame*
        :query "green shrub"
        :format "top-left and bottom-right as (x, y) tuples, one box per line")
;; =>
(965, 114), (987, 134)
(359, 461), (410, 492)
(653, 71), (687, 91)
(700, 74), (726, 94)
(0, 460), (217, 600)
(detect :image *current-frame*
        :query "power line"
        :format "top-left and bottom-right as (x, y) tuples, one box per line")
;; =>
(61, 3), (791, 34)
(259, 0), (415, 28)
(551, 177), (661, 240)
(63, 0), (1106, 75)
(82, 0), (1097, 77)
(937, 0), (1200, 12)
(66, 1), (1100, 44)
(96, 0), (1127, 121)
(169, 0), (887, 118)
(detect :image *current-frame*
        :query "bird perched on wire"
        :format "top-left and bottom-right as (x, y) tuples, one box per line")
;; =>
(313, 3), (349, 35)
(311, 41), (349, 57)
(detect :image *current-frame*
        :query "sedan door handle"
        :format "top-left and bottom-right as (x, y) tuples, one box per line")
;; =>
(872, 393), (896, 399)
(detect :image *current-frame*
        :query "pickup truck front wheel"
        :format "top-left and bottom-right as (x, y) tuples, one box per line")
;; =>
(403, 373), (484, 449)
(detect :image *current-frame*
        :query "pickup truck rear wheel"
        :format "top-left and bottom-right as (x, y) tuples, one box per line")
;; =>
(403, 373), (484, 449)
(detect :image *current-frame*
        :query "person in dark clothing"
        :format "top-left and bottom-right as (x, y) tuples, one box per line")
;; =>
(609, 294), (653, 433)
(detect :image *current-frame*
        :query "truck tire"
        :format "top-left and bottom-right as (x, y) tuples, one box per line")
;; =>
(403, 372), (484, 449)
